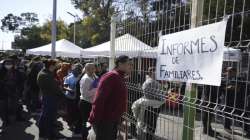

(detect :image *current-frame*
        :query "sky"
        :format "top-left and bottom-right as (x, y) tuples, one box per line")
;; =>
(0, 0), (82, 50)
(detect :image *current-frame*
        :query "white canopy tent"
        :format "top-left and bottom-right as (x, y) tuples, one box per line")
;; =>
(141, 46), (241, 61)
(27, 39), (84, 58)
(81, 34), (152, 58)
(81, 33), (241, 61)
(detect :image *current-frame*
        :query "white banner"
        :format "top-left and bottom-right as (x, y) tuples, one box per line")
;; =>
(156, 20), (228, 86)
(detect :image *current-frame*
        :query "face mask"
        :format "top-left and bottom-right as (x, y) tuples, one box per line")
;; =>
(49, 65), (56, 72)
(4, 65), (13, 70)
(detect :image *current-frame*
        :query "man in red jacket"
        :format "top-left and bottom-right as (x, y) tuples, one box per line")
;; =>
(88, 55), (132, 140)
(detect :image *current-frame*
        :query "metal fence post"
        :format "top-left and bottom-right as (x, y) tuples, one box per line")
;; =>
(51, 0), (57, 59)
(182, 0), (203, 140)
(109, 16), (116, 71)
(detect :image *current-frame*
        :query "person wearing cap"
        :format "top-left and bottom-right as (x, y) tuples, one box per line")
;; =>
(63, 63), (83, 133)
(37, 59), (62, 140)
(88, 55), (132, 140)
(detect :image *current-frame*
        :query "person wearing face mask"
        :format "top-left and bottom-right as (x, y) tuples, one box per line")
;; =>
(63, 63), (83, 133)
(37, 59), (62, 140)
(99, 62), (108, 77)
(0, 56), (25, 134)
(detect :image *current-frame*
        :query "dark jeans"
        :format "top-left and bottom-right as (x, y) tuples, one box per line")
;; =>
(0, 97), (23, 125)
(224, 104), (244, 129)
(202, 98), (216, 132)
(244, 112), (250, 135)
(93, 122), (118, 140)
(38, 95), (58, 139)
(66, 98), (78, 127)
(202, 107), (215, 132)
(128, 88), (143, 137)
(0, 100), (8, 128)
(224, 107), (233, 129)
(25, 89), (40, 112)
(224, 107), (246, 129)
(138, 106), (160, 140)
(78, 100), (92, 140)
(200, 86), (220, 133)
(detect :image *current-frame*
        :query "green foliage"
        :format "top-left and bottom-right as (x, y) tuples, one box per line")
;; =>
(14, 26), (48, 50)
(202, 0), (250, 46)
(20, 12), (39, 22)
(13, 19), (69, 51)
(1, 13), (22, 32)
(1, 12), (39, 32)
(120, 0), (250, 47)
(3, 0), (249, 52)
(70, 0), (115, 48)
(40, 19), (69, 41)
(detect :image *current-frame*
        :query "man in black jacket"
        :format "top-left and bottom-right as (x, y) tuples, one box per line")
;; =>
(0, 56), (25, 134)
(200, 84), (224, 137)
(37, 59), (62, 140)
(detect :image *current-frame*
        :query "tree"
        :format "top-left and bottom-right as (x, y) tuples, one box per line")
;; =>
(13, 19), (69, 51)
(13, 26), (48, 51)
(1, 12), (39, 32)
(202, 0), (250, 46)
(20, 12), (39, 27)
(71, 0), (115, 17)
(68, 21), (85, 47)
(40, 19), (69, 41)
(70, 0), (117, 48)
(116, 0), (191, 47)
(119, 0), (250, 48)
(71, 0), (249, 49)
(1, 14), (22, 32)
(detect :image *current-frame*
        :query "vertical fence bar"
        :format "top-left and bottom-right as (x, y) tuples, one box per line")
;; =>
(182, 83), (197, 140)
(182, 0), (204, 140)
(109, 15), (116, 71)
(115, 0), (249, 140)
(51, 0), (57, 59)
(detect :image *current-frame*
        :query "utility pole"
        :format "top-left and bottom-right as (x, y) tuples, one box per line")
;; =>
(67, 11), (77, 44)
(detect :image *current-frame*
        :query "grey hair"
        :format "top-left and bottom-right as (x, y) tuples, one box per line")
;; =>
(83, 63), (95, 73)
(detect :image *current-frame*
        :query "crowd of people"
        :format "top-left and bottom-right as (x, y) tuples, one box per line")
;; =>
(0, 53), (131, 140)
(1, 52), (250, 140)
